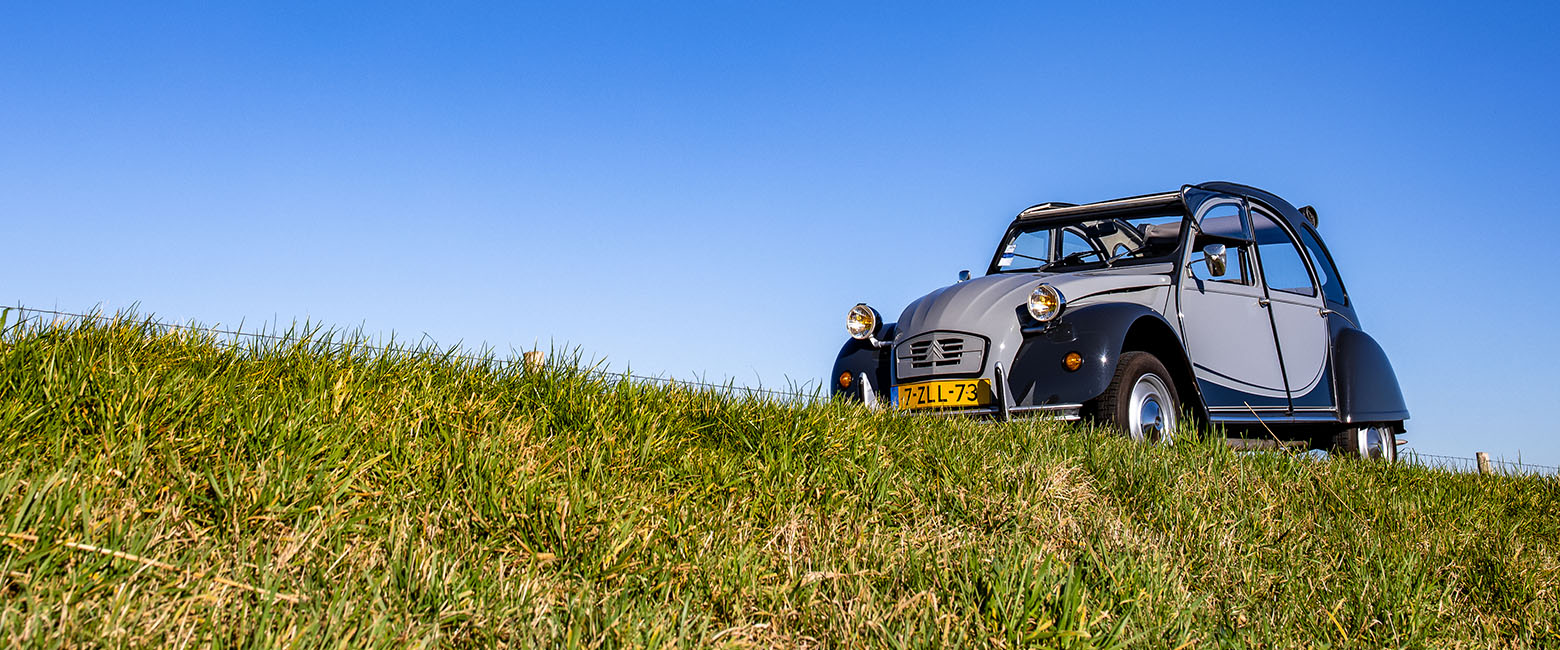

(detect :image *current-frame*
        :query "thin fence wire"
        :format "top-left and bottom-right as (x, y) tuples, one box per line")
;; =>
(3, 305), (1555, 474)
(1, 305), (820, 402)
(1405, 451), (1558, 476)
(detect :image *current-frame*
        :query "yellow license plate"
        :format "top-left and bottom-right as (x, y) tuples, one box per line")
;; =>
(896, 379), (993, 411)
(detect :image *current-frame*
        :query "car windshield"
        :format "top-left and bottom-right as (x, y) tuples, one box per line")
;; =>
(993, 212), (1186, 273)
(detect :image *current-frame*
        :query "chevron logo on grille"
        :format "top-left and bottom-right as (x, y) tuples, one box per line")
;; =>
(898, 332), (980, 376)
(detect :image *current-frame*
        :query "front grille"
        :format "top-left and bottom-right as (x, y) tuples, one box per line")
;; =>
(894, 331), (987, 380)
(907, 337), (967, 368)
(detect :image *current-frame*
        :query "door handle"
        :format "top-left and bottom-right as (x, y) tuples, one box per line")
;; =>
(1257, 298), (1271, 307)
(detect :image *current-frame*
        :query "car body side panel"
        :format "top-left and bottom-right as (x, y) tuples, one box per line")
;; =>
(1267, 289), (1334, 410)
(1178, 278), (1289, 408)
(1289, 362), (1336, 409)
(1333, 326), (1410, 423)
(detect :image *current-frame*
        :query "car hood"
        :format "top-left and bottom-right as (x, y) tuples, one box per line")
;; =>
(894, 267), (1172, 336)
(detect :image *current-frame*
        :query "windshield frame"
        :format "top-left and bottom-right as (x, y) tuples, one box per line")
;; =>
(986, 207), (1193, 276)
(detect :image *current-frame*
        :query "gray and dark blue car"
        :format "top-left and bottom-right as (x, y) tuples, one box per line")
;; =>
(831, 182), (1409, 459)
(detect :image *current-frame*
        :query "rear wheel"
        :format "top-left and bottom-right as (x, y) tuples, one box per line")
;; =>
(1095, 352), (1179, 443)
(1332, 424), (1399, 461)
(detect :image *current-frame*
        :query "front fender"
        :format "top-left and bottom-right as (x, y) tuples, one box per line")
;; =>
(829, 323), (895, 401)
(1333, 328), (1409, 423)
(1007, 303), (1173, 407)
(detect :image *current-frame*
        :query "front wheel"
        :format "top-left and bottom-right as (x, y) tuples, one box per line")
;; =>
(1095, 352), (1179, 443)
(1332, 424), (1400, 461)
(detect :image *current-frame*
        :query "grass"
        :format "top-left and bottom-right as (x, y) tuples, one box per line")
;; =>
(0, 311), (1556, 648)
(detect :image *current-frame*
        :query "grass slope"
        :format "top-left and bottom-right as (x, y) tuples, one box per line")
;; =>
(0, 314), (1556, 648)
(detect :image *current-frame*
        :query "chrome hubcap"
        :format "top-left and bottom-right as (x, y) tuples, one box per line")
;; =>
(1358, 426), (1394, 460)
(1127, 373), (1174, 443)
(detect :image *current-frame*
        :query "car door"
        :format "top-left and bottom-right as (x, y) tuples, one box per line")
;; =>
(1176, 198), (1290, 413)
(1250, 208), (1335, 414)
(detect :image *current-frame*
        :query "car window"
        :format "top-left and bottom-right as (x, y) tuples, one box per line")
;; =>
(1198, 202), (1248, 239)
(992, 211), (1187, 274)
(1191, 244), (1250, 283)
(996, 229), (1050, 271)
(1295, 223), (1349, 306)
(1060, 229), (1095, 260)
(1116, 215), (1183, 258)
(1252, 211), (1317, 297)
(1190, 202), (1251, 285)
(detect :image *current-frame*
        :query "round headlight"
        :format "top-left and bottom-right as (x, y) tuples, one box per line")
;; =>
(1028, 284), (1065, 322)
(846, 304), (878, 340)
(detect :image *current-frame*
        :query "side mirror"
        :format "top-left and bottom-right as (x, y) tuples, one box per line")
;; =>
(958, 270), (971, 283)
(1202, 244), (1228, 277)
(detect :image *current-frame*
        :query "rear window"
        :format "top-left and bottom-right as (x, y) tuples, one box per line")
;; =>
(1252, 211), (1317, 297)
(1295, 224), (1348, 305)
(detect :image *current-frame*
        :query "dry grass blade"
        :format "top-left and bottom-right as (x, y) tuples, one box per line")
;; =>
(2, 532), (306, 604)
(1242, 401), (1285, 449)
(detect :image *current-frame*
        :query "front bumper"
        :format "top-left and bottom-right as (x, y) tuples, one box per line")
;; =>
(907, 403), (1083, 421)
(858, 363), (1083, 421)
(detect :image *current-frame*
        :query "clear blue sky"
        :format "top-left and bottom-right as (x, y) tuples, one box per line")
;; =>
(4, 2), (1557, 464)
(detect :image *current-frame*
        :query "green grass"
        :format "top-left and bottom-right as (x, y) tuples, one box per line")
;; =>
(0, 311), (1556, 648)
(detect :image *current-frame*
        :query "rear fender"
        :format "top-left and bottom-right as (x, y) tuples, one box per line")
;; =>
(1333, 328), (1409, 423)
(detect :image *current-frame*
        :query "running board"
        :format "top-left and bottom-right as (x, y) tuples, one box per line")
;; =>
(1208, 412), (1340, 425)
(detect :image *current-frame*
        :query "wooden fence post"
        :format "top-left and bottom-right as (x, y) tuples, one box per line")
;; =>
(1476, 452), (1493, 475)
(523, 350), (544, 374)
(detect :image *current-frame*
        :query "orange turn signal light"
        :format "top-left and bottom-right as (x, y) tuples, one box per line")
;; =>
(1063, 352), (1083, 372)
(839, 371), (853, 389)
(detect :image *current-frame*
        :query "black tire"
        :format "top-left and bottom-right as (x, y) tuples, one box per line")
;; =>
(1331, 423), (1400, 461)
(1094, 352), (1179, 442)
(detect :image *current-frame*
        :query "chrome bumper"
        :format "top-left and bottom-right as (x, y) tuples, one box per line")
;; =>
(861, 362), (1083, 422)
(909, 403), (1083, 421)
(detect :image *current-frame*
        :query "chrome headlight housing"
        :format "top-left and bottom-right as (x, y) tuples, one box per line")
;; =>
(1027, 284), (1065, 322)
(846, 303), (880, 340)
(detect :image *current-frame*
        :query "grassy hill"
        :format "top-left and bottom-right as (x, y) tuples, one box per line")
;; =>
(1, 313), (1556, 648)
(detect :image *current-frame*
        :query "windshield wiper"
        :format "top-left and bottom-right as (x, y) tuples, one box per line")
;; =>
(1105, 244), (1152, 267)
(1045, 250), (1101, 270)
(1010, 250), (1099, 273)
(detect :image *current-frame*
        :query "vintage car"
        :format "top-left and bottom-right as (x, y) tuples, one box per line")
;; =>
(830, 182), (1408, 459)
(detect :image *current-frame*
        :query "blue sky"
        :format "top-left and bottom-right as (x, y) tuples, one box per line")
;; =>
(3, 2), (1557, 464)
